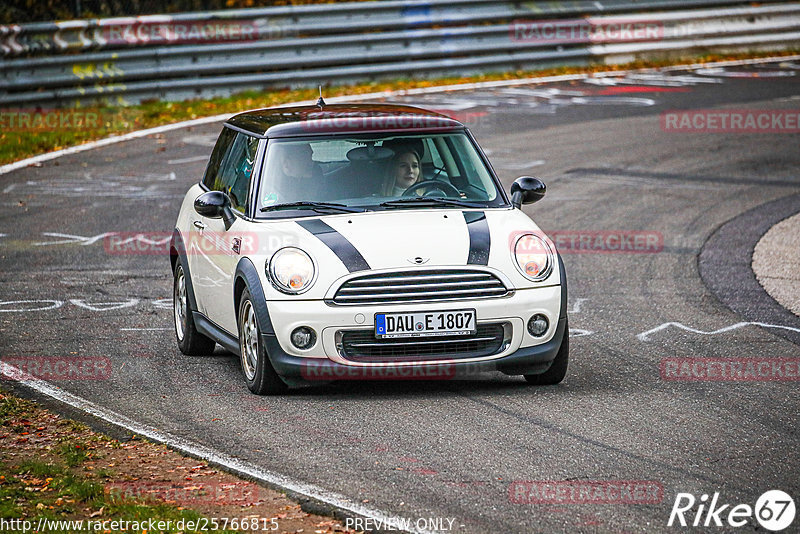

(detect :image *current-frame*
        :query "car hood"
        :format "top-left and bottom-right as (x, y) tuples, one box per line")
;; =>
(323, 209), (482, 269)
(282, 208), (557, 296)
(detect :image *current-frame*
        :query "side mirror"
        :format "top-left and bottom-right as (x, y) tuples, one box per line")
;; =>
(194, 191), (236, 230)
(510, 176), (546, 209)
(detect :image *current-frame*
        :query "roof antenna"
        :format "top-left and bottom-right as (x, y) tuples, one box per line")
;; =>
(316, 85), (326, 109)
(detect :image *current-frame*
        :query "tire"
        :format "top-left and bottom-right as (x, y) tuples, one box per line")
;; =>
(524, 321), (569, 385)
(173, 262), (216, 356)
(237, 288), (287, 395)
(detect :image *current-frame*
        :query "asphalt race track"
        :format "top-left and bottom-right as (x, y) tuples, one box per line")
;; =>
(1, 59), (799, 533)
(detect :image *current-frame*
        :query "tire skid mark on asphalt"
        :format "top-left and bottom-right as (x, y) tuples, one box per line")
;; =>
(4, 362), (433, 534)
(637, 321), (800, 342)
(462, 395), (722, 484)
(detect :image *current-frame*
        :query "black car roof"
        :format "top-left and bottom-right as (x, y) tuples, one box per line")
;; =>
(226, 103), (465, 138)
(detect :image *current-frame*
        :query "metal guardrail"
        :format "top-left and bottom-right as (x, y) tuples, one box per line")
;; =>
(1, 0), (798, 107)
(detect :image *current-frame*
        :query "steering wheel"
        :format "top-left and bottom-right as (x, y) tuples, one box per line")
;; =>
(402, 180), (461, 198)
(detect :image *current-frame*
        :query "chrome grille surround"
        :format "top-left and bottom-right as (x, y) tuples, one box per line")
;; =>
(335, 322), (512, 363)
(326, 267), (513, 306)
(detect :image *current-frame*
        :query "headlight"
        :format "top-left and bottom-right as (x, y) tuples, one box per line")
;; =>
(513, 234), (554, 282)
(268, 247), (316, 294)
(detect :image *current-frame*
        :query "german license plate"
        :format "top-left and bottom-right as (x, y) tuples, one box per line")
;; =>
(374, 309), (476, 339)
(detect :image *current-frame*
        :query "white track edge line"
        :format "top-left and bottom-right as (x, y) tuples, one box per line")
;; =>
(5, 363), (432, 534)
(2, 54), (798, 176)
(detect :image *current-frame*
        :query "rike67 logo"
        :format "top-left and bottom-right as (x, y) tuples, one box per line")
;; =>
(668, 490), (795, 531)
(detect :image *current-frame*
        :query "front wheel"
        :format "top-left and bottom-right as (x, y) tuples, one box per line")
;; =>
(238, 288), (287, 395)
(524, 321), (569, 385)
(174, 262), (216, 356)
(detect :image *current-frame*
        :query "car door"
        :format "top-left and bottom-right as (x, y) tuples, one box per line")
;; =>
(193, 129), (260, 334)
(188, 127), (235, 319)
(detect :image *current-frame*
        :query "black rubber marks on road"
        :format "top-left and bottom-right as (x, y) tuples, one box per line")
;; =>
(698, 192), (800, 346)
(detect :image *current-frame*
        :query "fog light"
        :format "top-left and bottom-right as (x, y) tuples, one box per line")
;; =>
(291, 326), (316, 350)
(527, 314), (549, 337)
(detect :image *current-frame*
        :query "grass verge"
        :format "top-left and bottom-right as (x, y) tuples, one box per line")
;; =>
(0, 389), (357, 533)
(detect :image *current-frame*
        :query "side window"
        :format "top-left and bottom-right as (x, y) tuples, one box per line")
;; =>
(202, 127), (236, 190)
(209, 131), (259, 214)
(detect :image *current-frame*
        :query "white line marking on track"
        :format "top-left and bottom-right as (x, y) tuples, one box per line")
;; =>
(568, 298), (589, 314)
(120, 328), (170, 331)
(2, 184), (16, 193)
(0, 300), (63, 312)
(2, 55), (796, 177)
(5, 362), (432, 534)
(569, 328), (594, 337)
(69, 299), (139, 312)
(34, 232), (117, 246)
(152, 298), (172, 310)
(637, 321), (800, 342)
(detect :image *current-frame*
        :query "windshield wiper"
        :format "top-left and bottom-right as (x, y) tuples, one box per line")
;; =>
(260, 202), (365, 213)
(380, 197), (485, 209)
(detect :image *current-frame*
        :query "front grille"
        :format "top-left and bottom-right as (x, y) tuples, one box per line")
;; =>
(330, 269), (510, 306)
(337, 322), (510, 362)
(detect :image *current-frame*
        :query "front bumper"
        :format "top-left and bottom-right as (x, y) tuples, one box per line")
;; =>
(261, 280), (565, 382)
(264, 315), (566, 382)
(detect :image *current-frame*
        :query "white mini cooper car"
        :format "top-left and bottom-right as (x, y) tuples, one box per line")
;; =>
(170, 103), (568, 394)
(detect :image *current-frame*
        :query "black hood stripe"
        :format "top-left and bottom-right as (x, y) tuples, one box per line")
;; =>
(464, 211), (490, 265)
(297, 219), (370, 273)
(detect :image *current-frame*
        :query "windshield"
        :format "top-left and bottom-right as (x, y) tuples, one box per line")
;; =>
(256, 132), (507, 217)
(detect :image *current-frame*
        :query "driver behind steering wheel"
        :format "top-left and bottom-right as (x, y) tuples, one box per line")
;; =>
(382, 140), (423, 196)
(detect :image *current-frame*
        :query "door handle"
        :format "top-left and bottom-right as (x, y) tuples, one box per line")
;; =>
(193, 220), (206, 230)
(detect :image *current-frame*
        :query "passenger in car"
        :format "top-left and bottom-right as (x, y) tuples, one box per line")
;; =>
(274, 143), (323, 201)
